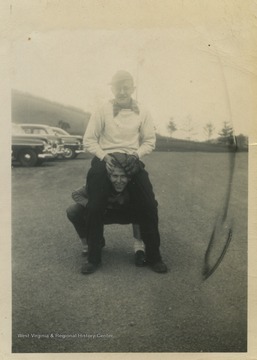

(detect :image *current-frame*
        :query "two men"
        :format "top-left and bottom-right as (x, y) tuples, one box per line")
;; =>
(67, 153), (146, 272)
(76, 70), (167, 274)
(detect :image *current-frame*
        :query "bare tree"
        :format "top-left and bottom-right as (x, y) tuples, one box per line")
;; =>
(203, 122), (215, 141)
(167, 118), (177, 137)
(181, 115), (197, 140)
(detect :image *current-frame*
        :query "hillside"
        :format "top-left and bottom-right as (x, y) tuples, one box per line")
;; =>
(12, 90), (91, 135)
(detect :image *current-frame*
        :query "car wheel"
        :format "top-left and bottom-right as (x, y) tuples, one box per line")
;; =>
(18, 149), (38, 167)
(63, 147), (76, 159)
(36, 159), (44, 166)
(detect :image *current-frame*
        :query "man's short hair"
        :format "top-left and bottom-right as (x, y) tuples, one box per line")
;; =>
(106, 152), (129, 175)
(110, 70), (134, 85)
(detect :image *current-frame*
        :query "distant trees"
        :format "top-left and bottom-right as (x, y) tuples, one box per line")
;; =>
(218, 121), (234, 145)
(167, 118), (177, 137)
(203, 122), (215, 141)
(201, 122), (248, 150)
(165, 115), (198, 140)
(164, 118), (248, 151)
(218, 121), (233, 137)
(181, 115), (197, 140)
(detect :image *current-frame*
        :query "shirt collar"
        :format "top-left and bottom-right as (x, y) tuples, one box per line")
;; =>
(111, 99), (140, 117)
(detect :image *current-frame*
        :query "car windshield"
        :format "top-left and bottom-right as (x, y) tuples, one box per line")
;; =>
(22, 126), (56, 135)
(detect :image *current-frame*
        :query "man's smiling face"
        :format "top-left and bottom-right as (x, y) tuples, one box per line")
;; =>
(111, 79), (135, 107)
(109, 167), (130, 193)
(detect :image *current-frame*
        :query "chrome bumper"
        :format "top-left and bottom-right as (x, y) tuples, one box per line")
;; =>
(38, 153), (54, 159)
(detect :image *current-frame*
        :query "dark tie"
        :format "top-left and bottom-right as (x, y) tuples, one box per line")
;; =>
(112, 100), (140, 117)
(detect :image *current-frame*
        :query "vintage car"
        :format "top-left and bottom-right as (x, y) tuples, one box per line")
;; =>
(19, 123), (65, 157)
(20, 123), (84, 159)
(12, 124), (55, 167)
(51, 127), (85, 159)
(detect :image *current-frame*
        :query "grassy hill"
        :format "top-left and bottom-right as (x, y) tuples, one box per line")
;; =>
(12, 90), (91, 136)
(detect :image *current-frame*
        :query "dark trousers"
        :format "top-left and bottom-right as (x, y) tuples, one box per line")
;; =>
(66, 203), (138, 239)
(66, 203), (88, 239)
(84, 157), (162, 265)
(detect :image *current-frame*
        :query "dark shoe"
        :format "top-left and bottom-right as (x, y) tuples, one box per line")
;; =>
(81, 262), (100, 275)
(135, 250), (146, 267)
(150, 261), (168, 273)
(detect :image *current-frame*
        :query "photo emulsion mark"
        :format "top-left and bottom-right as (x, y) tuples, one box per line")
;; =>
(11, 28), (248, 353)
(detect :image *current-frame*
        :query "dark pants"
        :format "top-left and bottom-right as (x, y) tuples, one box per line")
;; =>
(83, 157), (162, 265)
(66, 203), (88, 239)
(66, 203), (138, 239)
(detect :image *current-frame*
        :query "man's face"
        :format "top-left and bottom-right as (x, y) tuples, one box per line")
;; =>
(111, 79), (135, 106)
(109, 167), (129, 193)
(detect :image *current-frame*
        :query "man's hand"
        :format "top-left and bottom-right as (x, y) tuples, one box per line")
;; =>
(104, 154), (117, 173)
(124, 153), (141, 176)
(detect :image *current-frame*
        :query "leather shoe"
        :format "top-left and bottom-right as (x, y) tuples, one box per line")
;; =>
(81, 262), (100, 274)
(150, 260), (168, 273)
(135, 250), (146, 267)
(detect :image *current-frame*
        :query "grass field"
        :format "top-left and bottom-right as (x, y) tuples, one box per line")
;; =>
(11, 151), (247, 353)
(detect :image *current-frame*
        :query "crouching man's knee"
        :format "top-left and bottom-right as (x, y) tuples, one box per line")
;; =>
(66, 204), (85, 222)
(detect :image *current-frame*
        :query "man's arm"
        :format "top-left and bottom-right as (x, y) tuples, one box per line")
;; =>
(83, 108), (116, 171)
(135, 110), (156, 159)
(71, 185), (88, 207)
(83, 108), (108, 160)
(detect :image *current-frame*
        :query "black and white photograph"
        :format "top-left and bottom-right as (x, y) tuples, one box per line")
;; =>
(1, 0), (256, 358)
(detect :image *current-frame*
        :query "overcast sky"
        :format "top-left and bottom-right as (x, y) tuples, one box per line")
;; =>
(11, 27), (253, 140)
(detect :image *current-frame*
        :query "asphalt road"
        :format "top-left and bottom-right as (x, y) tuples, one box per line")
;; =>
(12, 151), (247, 353)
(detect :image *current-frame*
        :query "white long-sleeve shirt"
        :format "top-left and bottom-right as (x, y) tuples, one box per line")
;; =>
(83, 101), (156, 160)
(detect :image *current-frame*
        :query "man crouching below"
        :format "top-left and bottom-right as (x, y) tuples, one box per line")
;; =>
(66, 153), (147, 274)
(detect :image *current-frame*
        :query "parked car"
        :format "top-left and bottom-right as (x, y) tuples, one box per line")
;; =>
(19, 124), (65, 157)
(12, 123), (55, 167)
(50, 127), (85, 159)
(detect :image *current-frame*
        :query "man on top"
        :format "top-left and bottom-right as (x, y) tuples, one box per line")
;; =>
(83, 70), (167, 274)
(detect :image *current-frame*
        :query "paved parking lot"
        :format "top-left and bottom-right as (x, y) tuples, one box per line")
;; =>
(12, 152), (247, 353)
